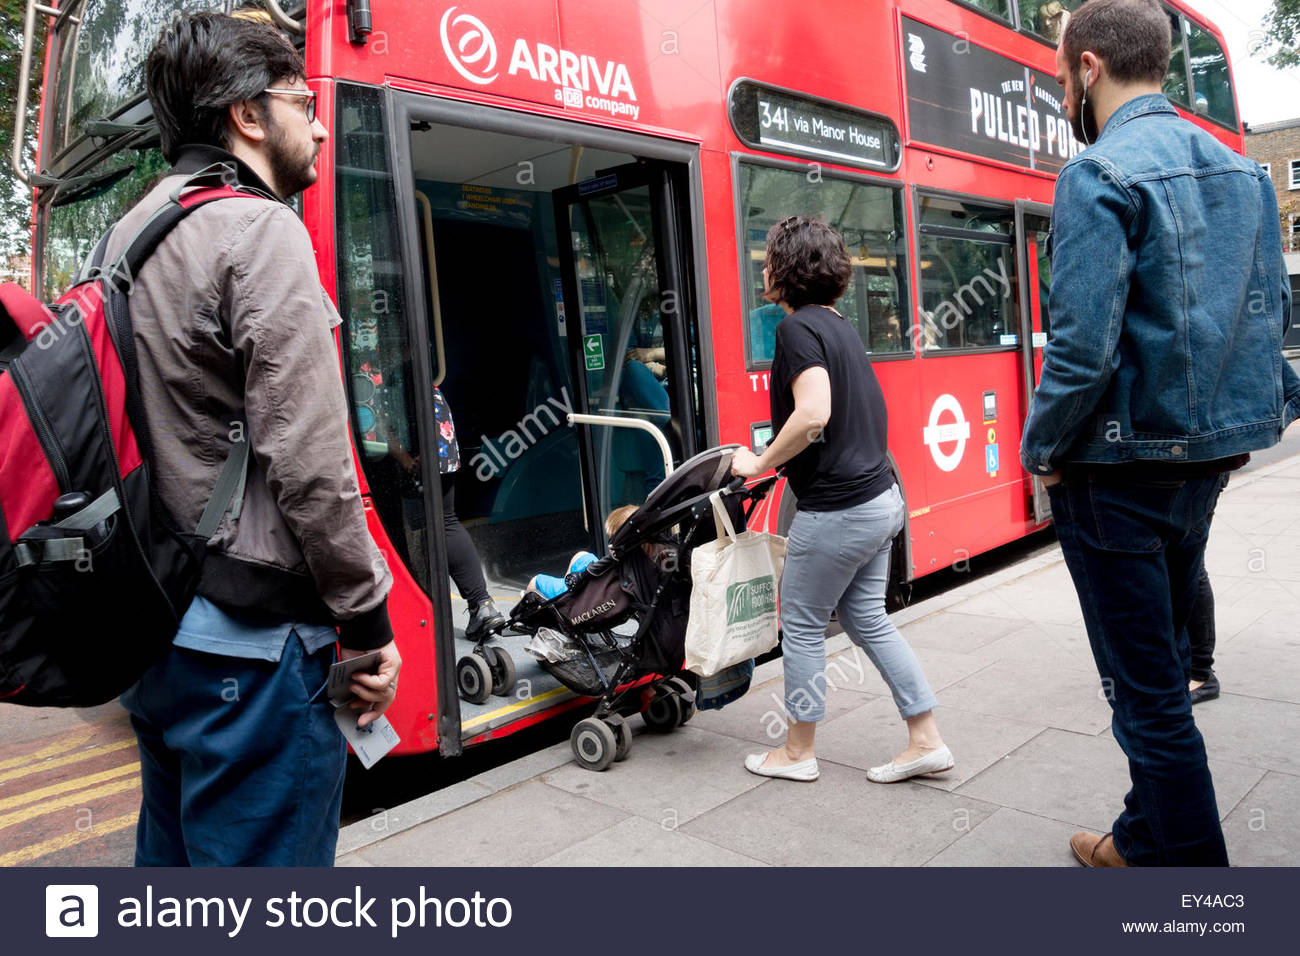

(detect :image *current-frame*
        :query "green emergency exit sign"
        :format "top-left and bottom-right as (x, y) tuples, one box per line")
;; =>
(583, 334), (604, 371)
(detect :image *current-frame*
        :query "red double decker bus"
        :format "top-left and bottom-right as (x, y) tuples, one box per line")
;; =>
(15, 0), (1243, 759)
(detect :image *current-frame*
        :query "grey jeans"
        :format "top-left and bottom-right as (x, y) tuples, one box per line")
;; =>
(780, 484), (937, 723)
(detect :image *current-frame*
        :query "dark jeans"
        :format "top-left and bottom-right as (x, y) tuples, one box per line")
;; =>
(1047, 468), (1228, 866)
(1186, 566), (1216, 682)
(120, 634), (346, 866)
(442, 472), (490, 610)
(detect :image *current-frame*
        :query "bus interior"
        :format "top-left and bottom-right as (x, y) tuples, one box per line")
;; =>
(336, 102), (699, 738)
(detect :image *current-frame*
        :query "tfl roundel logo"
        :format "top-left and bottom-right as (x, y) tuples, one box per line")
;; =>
(440, 7), (499, 85)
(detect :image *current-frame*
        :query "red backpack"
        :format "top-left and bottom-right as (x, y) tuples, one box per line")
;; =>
(0, 172), (259, 706)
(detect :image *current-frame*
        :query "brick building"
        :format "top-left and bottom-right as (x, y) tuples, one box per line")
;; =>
(1244, 117), (1300, 348)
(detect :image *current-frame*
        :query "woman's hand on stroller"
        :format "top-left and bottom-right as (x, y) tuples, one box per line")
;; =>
(730, 446), (764, 479)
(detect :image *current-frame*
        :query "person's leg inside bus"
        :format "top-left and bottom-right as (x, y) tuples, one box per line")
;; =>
(441, 472), (503, 636)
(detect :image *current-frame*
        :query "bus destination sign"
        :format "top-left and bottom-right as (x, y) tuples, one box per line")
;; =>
(901, 17), (1084, 175)
(729, 81), (901, 172)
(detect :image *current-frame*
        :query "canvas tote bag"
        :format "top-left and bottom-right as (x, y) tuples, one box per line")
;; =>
(684, 491), (786, 676)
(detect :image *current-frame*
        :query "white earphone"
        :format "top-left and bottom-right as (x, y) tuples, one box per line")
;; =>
(1080, 68), (1093, 145)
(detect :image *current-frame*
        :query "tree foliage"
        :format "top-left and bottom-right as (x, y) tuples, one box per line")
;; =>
(1262, 0), (1300, 70)
(0, 0), (46, 264)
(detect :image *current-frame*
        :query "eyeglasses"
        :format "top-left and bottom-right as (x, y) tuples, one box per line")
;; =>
(262, 87), (317, 123)
(778, 215), (800, 232)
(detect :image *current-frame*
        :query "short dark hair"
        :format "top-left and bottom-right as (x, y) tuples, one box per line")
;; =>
(145, 12), (305, 162)
(763, 216), (851, 310)
(1062, 0), (1172, 85)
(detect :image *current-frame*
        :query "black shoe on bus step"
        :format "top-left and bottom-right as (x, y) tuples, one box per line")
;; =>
(466, 600), (506, 640)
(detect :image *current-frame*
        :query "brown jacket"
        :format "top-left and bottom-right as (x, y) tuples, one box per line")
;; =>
(102, 145), (392, 649)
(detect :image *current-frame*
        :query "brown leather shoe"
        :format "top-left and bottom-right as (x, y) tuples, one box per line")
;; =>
(1071, 831), (1129, 867)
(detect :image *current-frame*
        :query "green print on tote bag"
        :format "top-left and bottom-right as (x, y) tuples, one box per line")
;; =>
(684, 491), (786, 676)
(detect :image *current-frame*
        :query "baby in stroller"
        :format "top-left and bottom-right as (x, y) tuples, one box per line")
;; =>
(524, 505), (674, 600)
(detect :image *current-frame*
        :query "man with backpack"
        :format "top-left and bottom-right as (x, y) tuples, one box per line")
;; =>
(95, 12), (401, 865)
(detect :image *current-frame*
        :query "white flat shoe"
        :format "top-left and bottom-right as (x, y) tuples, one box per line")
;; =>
(866, 745), (954, 784)
(744, 751), (820, 782)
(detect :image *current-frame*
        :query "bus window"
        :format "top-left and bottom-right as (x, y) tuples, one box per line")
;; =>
(1187, 23), (1236, 127)
(961, 0), (1014, 24)
(47, 0), (228, 159)
(916, 194), (1016, 352)
(737, 163), (910, 366)
(1018, 0), (1082, 42)
(40, 147), (170, 298)
(334, 84), (429, 592)
(1164, 11), (1190, 107)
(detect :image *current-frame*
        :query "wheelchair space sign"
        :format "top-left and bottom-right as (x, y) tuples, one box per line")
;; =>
(985, 443), (999, 476)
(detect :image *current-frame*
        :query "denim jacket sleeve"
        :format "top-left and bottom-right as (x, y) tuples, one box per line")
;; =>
(1020, 158), (1137, 474)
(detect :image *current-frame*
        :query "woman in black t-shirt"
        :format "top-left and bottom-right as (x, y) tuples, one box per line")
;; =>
(731, 216), (952, 785)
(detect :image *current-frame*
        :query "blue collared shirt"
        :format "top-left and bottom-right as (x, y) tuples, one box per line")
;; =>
(1021, 94), (1300, 473)
(174, 596), (338, 662)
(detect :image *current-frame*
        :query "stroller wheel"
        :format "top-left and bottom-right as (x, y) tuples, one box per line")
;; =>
(456, 653), (493, 704)
(665, 677), (697, 726)
(606, 714), (633, 761)
(571, 717), (618, 771)
(485, 646), (516, 697)
(642, 692), (683, 733)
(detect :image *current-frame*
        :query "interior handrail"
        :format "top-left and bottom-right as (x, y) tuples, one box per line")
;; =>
(413, 190), (447, 388)
(566, 412), (674, 479)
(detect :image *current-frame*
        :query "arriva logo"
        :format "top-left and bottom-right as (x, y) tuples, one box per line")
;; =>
(440, 7), (499, 85)
(437, 5), (640, 120)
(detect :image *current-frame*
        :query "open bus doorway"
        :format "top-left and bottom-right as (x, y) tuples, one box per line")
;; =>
(374, 115), (702, 739)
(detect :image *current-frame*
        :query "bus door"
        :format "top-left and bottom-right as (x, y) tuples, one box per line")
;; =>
(1014, 200), (1053, 524)
(552, 163), (701, 543)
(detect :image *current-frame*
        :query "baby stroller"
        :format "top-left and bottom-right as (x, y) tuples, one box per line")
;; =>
(467, 445), (775, 771)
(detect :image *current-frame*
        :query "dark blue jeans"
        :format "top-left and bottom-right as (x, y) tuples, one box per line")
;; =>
(1047, 468), (1229, 866)
(120, 634), (346, 866)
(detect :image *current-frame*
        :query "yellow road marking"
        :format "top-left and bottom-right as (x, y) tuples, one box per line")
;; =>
(0, 728), (96, 772)
(0, 739), (136, 785)
(460, 685), (573, 731)
(0, 761), (140, 813)
(0, 775), (141, 831)
(0, 809), (138, 867)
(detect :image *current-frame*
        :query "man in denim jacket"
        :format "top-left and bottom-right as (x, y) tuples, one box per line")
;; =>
(1021, 0), (1300, 867)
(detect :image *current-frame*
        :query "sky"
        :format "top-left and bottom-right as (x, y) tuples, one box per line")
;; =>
(1184, 0), (1300, 127)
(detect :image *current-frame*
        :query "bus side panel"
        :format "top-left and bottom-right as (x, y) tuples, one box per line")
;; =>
(909, 351), (1037, 578)
(361, 504), (441, 755)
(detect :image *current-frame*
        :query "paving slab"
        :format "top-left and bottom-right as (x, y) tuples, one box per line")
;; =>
(935, 656), (1113, 736)
(971, 620), (1096, 673)
(541, 725), (770, 826)
(688, 674), (877, 748)
(897, 610), (1030, 653)
(1183, 694), (1300, 776)
(535, 815), (768, 867)
(353, 779), (628, 867)
(1209, 610), (1300, 705)
(955, 727), (1266, 833)
(923, 807), (1080, 867)
(1220, 771), (1300, 866)
(831, 644), (995, 698)
(815, 697), (1044, 793)
(680, 759), (1001, 866)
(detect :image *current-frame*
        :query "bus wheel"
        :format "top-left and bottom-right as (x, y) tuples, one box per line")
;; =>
(642, 691), (683, 733)
(606, 714), (633, 761)
(456, 654), (493, 704)
(571, 717), (618, 771)
(485, 646), (516, 697)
